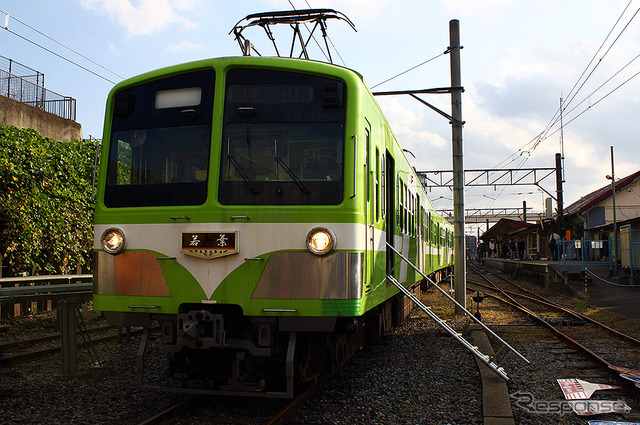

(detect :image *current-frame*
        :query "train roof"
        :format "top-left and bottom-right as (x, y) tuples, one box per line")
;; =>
(111, 56), (366, 92)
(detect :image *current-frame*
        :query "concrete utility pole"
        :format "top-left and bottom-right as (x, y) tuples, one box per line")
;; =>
(449, 20), (466, 315)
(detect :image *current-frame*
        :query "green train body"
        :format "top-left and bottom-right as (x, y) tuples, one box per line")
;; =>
(93, 56), (454, 396)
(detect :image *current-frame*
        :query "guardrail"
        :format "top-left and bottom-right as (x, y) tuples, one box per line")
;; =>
(0, 274), (96, 375)
(0, 274), (93, 317)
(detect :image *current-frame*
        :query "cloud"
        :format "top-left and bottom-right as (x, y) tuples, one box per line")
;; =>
(272, 0), (391, 21)
(79, 0), (199, 37)
(165, 41), (204, 52)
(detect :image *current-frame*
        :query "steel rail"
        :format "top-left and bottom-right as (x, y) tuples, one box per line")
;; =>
(136, 396), (196, 425)
(386, 242), (529, 365)
(465, 283), (613, 370)
(0, 324), (115, 351)
(0, 331), (119, 365)
(465, 266), (636, 380)
(0, 326), (152, 366)
(469, 262), (640, 348)
(262, 373), (330, 425)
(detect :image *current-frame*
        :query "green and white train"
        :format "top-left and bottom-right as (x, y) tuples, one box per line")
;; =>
(93, 56), (454, 397)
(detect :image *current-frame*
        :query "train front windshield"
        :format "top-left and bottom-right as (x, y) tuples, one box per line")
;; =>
(218, 68), (346, 205)
(104, 69), (215, 208)
(102, 66), (346, 208)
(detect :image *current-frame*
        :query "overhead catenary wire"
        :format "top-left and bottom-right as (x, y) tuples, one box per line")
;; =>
(286, 0), (348, 66)
(371, 52), (446, 89)
(478, 1), (640, 213)
(511, 2), (638, 161)
(1, 10), (119, 84)
(302, 0), (348, 66)
(1, 9), (123, 80)
(530, 0), (636, 149)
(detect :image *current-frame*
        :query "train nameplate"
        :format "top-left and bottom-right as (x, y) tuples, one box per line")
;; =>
(181, 231), (238, 259)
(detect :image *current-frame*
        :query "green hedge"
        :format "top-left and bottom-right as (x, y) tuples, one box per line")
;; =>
(0, 125), (97, 276)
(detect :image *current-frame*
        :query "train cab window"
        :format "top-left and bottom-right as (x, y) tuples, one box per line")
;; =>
(104, 69), (215, 207)
(219, 68), (346, 205)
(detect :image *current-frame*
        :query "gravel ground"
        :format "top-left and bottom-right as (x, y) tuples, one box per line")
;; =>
(289, 316), (482, 425)
(1, 276), (640, 424)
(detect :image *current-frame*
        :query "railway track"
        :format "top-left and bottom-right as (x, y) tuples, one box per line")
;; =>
(0, 324), (120, 365)
(467, 261), (640, 387)
(134, 374), (328, 425)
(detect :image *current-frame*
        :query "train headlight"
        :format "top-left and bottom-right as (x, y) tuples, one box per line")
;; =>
(306, 227), (336, 256)
(101, 228), (126, 255)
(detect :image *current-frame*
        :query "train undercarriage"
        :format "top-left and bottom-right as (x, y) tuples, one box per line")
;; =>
(131, 271), (449, 398)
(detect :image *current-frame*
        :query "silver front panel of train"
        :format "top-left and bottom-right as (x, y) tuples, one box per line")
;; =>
(252, 251), (363, 299)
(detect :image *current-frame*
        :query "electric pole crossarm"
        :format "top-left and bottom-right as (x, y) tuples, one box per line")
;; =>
(535, 183), (558, 202)
(417, 168), (556, 188)
(437, 207), (533, 223)
(409, 94), (462, 125)
(372, 87), (464, 96)
(372, 89), (465, 126)
(421, 172), (454, 188)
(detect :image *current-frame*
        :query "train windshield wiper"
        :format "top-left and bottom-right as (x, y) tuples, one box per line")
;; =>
(275, 157), (311, 194)
(227, 154), (260, 195)
(274, 139), (310, 194)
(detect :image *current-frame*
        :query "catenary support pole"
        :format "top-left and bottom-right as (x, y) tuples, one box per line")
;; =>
(556, 153), (564, 238)
(610, 146), (618, 275)
(449, 20), (466, 315)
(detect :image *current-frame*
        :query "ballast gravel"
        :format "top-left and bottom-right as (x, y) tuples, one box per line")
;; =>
(2, 288), (640, 424)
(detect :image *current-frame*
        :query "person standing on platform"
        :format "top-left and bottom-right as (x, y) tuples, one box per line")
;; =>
(549, 233), (560, 261)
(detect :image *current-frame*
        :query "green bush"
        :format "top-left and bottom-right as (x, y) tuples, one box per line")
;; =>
(0, 125), (98, 276)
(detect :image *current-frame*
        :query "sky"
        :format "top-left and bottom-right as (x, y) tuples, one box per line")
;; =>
(2, 0), (639, 234)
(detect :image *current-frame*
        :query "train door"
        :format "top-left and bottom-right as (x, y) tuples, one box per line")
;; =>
(428, 212), (432, 270)
(385, 152), (395, 277)
(436, 222), (441, 266)
(417, 200), (423, 271)
(364, 125), (374, 292)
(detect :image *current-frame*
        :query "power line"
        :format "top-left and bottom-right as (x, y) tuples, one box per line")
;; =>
(531, 4), (638, 154)
(371, 52), (446, 89)
(1, 10), (119, 84)
(540, 67), (640, 141)
(301, 0), (348, 66)
(490, 1), (639, 180)
(1, 9), (123, 80)
(562, 3), (637, 113)
(287, 0), (346, 65)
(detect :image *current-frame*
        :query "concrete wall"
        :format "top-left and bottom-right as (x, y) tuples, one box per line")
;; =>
(0, 95), (82, 142)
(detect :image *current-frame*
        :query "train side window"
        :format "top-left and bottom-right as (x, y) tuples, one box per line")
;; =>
(375, 147), (380, 222)
(418, 202), (422, 239)
(381, 153), (385, 219)
(396, 176), (401, 232)
(365, 128), (370, 204)
(403, 182), (407, 234)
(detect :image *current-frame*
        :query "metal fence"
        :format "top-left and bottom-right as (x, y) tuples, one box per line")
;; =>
(0, 55), (44, 85)
(558, 239), (612, 271)
(0, 57), (76, 121)
(559, 237), (640, 278)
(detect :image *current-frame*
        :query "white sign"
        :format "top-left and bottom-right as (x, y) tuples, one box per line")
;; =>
(557, 378), (620, 400)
